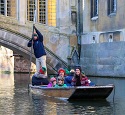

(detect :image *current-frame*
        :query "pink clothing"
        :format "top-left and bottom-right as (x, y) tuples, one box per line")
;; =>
(72, 75), (89, 86)
(81, 76), (89, 86)
(47, 82), (53, 87)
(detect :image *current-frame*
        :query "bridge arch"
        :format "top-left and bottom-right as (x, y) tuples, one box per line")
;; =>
(0, 28), (68, 74)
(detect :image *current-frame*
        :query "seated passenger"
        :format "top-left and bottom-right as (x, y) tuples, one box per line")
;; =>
(81, 72), (89, 86)
(88, 79), (95, 86)
(57, 68), (67, 83)
(65, 69), (75, 86)
(47, 76), (57, 87)
(72, 66), (89, 86)
(32, 67), (49, 86)
(64, 68), (70, 76)
(58, 68), (66, 78)
(54, 76), (67, 88)
(81, 71), (95, 86)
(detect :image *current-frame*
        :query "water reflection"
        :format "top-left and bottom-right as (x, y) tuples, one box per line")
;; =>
(30, 94), (113, 115)
(0, 73), (125, 115)
(28, 77), (125, 115)
(90, 77), (125, 115)
(0, 73), (15, 115)
(14, 74), (33, 115)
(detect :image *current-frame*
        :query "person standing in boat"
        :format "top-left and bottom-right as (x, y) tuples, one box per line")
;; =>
(27, 25), (47, 76)
(72, 66), (89, 86)
(54, 76), (67, 88)
(32, 67), (49, 86)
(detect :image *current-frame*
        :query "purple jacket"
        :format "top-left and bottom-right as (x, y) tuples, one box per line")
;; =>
(47, 82), (53, 87)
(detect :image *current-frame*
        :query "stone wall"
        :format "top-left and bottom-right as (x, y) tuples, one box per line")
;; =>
(0, 0), (77, 63)
(0, 15), (77, 63)
(0, 45), (36, 73)
(0, 46), (14, 73)
(14, 54), (36, 73)
(80, 42), (125, 77)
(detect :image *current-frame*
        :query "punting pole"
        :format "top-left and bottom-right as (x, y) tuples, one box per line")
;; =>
(28, 3), (37, 79)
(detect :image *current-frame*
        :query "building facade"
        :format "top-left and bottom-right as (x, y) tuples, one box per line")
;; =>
(79, 0), (125, 77)
(1, 0), (125, 77)
(81, 0), (124, 44)
(0, 0), (78, 73)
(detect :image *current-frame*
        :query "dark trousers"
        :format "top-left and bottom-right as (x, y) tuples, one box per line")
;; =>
(32, 75), (49, 86)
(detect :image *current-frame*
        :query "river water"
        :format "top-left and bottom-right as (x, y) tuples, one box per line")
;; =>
(0, 73), (125, 115)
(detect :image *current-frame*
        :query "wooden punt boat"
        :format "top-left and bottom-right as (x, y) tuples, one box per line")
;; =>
(29, 84), (114, 101)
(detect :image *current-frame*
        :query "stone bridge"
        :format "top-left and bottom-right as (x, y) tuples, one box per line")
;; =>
(0, 16), (77, 73)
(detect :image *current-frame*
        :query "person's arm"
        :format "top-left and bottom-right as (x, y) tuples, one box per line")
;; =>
(27, 26), (36, 47)
(72, 77), (76, 82)
(27, 39), (32, 47)
(34, 26), (43, 42)
(71, 77), (76, 86)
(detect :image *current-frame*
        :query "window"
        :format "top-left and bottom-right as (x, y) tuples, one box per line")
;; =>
(0, 0), (16, 17)
(7, 0), (16, 17)
(108, 34), (113, 42)
(108, 0), (117, 15)
(0, 0), (5, 15)
(71, 11), (77, 25)
(7, 0), (11, 16)
(91, 0), (98, 18)
(27, 0), (56, 26)
(39, 0), (46, 24)
(27, 0), (35, 21)
(92, 35), (96, 43)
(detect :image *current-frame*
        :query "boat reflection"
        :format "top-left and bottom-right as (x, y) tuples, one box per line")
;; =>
(30, 93), (112, 115)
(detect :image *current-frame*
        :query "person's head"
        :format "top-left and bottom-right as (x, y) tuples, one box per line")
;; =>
(75, 66), (82, 76)
(64, 68), (70, 76)
(69, 69), (75, 76)
(39, 67), (46, 74)
(58, 68), (65, 77)
(70, 69), (75, 74)
(50, 77), (56, 86)
(33, 33), (38, 40)
(57, 76), (64, 86)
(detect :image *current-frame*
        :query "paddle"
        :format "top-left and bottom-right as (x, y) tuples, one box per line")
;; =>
(28, 4), (37, 79)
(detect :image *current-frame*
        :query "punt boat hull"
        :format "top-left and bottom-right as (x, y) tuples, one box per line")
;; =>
(29, 84), (114, 101)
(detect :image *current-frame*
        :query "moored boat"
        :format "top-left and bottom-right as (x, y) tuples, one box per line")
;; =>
(29, 84), (114, 101)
